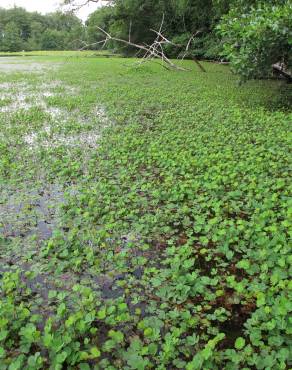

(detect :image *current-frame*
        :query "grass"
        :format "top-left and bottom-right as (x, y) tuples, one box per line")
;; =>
(0, 56), (291, 369)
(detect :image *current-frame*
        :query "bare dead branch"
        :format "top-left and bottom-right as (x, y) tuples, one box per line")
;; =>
(79, 13), (208, 73)
(62, 0), (112, 12)
(158, 13), (165, 35)
(128, 21), (132, 43)
(192, 58), (207, 73)
(178, 32), (207, 72)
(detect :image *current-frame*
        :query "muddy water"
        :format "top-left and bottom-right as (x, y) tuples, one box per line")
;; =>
(0, 79), (108, 149)
(0, 57), (120, 316)
(0, 57), (53, 72)
(0, 184), (64, 241)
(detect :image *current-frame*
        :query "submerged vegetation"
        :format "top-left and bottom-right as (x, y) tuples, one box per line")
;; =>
(0, 55), (291, 369)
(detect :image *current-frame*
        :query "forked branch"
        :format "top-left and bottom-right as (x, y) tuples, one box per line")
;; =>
(79, 14), (206, 73)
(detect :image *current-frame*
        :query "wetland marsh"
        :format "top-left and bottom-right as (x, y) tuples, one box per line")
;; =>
(0, 55), (291, 369)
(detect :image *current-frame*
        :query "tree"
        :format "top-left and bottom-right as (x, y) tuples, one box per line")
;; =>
(3, 7), (31, 41)
(2, 21), (23, 51)
(0, 7), (85, 52)
(26, 21), (43, 50)
(86, 6), (115, 49)
(217, 1), (292, 81)
(40, 29), (66, 50)
(82, 0), (229, 58)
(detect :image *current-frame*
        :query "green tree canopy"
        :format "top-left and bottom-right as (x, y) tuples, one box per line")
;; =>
(2, 21), (23, 52)
(0, 7), (85, 52)
(217, 1), (292, 81)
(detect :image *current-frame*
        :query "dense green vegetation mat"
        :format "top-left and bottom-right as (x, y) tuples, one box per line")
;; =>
(0, 57), (291, 369)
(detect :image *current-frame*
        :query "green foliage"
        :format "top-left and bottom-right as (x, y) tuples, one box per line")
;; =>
(86, 6), (116, 49)
(1, 21), (23, 52)
(86, 0), (230, 58)
(2, 0), (292, 82)
(86, 0), (292, 79)
(40, 29), (66, 50)
(217, 1), (292, 81)
(0, 7), (85, 52)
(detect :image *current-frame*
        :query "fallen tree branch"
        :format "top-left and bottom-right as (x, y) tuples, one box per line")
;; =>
(177, 32), (207, 72)
(192, 57), (207, 73)
(78, 14), (207, 73)
(273, 63), (292, 83)
(94, 23), (188, 71)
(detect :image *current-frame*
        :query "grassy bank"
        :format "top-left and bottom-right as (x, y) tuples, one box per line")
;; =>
(0, 56), (291, 369)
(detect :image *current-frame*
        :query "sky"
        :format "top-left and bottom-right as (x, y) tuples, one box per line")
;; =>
(0, 0), (105, 21)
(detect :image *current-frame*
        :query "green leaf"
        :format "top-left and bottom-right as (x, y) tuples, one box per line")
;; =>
(79, 364), (91, 370)
(256, 292), (265, 307)
(237, 259), (250, 270)
(90, 347), (101, 358)
(109, 330), (124, 343)
(97, 308), (106, 320)
(235, 337), (245, 350)
(0, 346), (5, 358)
(0, 330), (8, 341)
(8, 355), (25, 370)
(55, 351), (67, 364)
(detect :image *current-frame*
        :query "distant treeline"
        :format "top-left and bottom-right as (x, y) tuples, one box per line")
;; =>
(0, 7), (85, 52)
